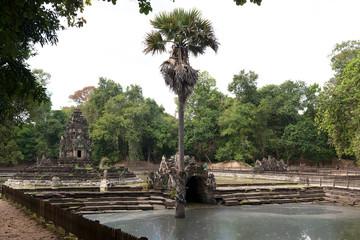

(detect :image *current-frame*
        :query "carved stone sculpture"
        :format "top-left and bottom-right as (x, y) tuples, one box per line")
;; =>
(255, 155), (287, 171)
(148, 154), (216, 204)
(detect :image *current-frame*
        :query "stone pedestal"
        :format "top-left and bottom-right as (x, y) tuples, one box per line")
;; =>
(100, 179), (110, 192)
(51, 176), (62, 187)
(174, 202), (185, 218)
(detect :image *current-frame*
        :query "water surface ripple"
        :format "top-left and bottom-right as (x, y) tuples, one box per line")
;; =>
(85, 203), (360, 240)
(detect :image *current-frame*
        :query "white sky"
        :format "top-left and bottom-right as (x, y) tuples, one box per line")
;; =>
(28, 0), (360, 115)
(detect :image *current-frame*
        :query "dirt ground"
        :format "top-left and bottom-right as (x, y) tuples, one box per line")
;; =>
(210, 160), (251, 168)
(0, 198), (61, 240)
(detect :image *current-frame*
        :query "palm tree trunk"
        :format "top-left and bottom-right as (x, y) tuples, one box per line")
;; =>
(175, 93), (186, 218)
(178, 95), (185, 171)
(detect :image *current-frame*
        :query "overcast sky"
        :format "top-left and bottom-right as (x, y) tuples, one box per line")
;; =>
(28, 0), (360, 115)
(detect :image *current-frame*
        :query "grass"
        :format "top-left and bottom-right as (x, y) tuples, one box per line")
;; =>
(215, 176), (284, 184)
(37, 172), (50, 180)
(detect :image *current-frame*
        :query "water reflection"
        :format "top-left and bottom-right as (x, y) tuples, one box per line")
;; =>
(85, 203), (360, 240)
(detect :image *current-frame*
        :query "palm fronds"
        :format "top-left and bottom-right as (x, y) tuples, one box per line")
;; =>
(161, 58), (198, 98)
(144, 8), (218, 99)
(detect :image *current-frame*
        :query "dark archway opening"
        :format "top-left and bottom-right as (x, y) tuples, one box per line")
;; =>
(77, 150), (82, 158)
(186, 176), (206, 203)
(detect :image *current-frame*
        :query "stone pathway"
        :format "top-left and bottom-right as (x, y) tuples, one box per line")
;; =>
(0, 198), (61, 240)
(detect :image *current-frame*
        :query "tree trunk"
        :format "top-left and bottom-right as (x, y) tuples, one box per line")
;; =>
(147, 144), (151, 162)
(178, 95), (185, 171)
(204, 152), (212, 163)
(175, 94), (186, 218)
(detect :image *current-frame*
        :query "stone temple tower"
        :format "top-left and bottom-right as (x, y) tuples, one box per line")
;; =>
(59, 109), (93, 164)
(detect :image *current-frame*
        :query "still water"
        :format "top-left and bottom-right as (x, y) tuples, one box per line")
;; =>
(85, 203), (360, 240)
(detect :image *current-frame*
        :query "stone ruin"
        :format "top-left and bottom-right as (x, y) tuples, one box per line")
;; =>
(5, 109), (142, 187)
(254, 155), (287, 172)
(148, 154), (216, 204)
(35, 155), (54, 166)
(59, 109), (93, 166)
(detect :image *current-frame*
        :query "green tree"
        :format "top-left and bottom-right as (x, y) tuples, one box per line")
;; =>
(184, 71), (225, 162)
(0, 0), (89, 125)
(329, 40), (360, 75)
(0, 69), (52, 165)
(0, 125), (23, 165)
(82, 77), (123, 124)
(15, 105), (68, 162)
(282, 116), (334, 165)
(89, 82), (177, 163)
(228, 70), (259, 105)
(217, 99), (257, 163)
(281, 82), (335, 164)
(317, 52), (360, 162)
(257, 80), (307, 159)
(219, 71), (330, 164)
(142, 98), (177, 162)
(233, 0), (262, 6)
(0, 0), (88, 164)
(144, 8), (219, 218)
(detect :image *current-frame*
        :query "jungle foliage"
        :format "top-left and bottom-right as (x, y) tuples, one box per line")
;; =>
(184, 71), (336, 165)
(83, 78), (178, 163)
(316, 40), (360, 163)
(0, 0), (358, 166)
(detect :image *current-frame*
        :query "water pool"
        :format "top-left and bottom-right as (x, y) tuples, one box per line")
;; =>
(85, 203), (360, 240)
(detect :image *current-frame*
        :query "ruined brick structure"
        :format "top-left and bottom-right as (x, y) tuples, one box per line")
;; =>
(59, 109), (93, 164)
(148, 154), (216, 204)
(254, 155), (287, 172)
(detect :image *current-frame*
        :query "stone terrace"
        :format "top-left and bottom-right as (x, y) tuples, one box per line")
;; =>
(5, 166), (141, 187)
(214, 183), (326, 206)
(24, 186), (175, 215)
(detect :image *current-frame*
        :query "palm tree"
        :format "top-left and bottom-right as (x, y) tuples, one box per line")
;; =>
(144, 8), (218, 218)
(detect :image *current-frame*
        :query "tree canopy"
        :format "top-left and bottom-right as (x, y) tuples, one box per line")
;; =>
(317, 41), (360, 162)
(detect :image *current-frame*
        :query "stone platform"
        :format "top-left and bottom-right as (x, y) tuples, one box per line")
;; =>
(13, 183), (331, 216)
(23, 186), (175, 215)
(214, 184), (325, 206)
(5, 165), (142, 187)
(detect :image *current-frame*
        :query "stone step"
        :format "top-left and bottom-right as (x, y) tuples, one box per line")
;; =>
(76, 209), (139, 215)
(225, 193), (325, 201)
(164, 199), (175, 208)
(297, 193), (325, 198)
(300, 189), (325, 194)
(235, 194), (298, 201)
(153, 205), (166, 210)
(235, 196), (325, 206)
(44, 197), (76, 203)
(216, 187), (303, 195)
(326, 190), (360, 198)
(216, 183), (299, 187)
(78, 204), (154, 212)
(83, 200), (153, 206)
(150, 196), (167, 201)
(224, 200), (239, 206)
(59, 191), (157, 199)
(241, 199), (262, 205)
(108, 186), (143, 191)
(222, 197), (238, 201)
(325, 195), (358, 205)
(270, 198), (301, 204)
(298, 197), (324, 202)
(52, 202), (85, 208)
